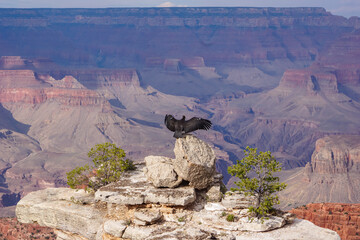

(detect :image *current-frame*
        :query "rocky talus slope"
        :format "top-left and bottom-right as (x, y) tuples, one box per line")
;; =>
(15, 136), (340, 240)
(290, 203), (360, 240)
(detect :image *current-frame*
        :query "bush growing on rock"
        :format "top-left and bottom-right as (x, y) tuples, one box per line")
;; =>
(67, 143), (135, 191)
(228, 146), (286, 218)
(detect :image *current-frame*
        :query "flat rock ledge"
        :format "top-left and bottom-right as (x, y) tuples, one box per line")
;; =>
(16, 166), (341, 240)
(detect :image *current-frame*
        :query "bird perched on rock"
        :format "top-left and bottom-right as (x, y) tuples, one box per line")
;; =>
(164, 114), (212, 138)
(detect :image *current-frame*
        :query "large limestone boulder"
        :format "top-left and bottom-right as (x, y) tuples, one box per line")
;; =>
(173, 135), (216, 189)
(143, 156), (182, 188)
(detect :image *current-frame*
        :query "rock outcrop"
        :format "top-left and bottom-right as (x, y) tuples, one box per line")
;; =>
(279, 135), (360, 207)
(290, 203), (360, 240)
(15, 140), (341, 240)
(0, 88), (106, 106)
(279, 69), (338, 94)
(16, 188), (103, 239)
(48, 69), (141, 89)
(95, 167), (196, 206)
(0, 56), (27, 69)
(144, 135), (217, 190)
(0, 70), (107, 107)
(310, 135), (360, 174)
(16, 168), (340, 240)
(0, 70), (43, 88)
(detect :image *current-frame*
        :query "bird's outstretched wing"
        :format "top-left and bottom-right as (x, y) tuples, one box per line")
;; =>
(164, 114), (176, 132)
(184, 117), (212, 133)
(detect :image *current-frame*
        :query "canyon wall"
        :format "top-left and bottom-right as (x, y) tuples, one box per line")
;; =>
(0, 8), (359, 217)
(280, 135), (360, 207)
(0, 8), (357, 67)
(291, 203), (360, 240)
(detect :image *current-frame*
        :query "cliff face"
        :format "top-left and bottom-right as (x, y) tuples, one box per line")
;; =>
(310, 135), (360, 174)
(0, 88), (105, 106)
(0, 70), (43, 88)
(48, 69), (141, 89)
(279, 135), (360, 207)
(290, 203), (360, 240)
(0, 56), (27, 69)
(0, 70), (107, 107)
(0, 7), (349, 27)
(279, 69), (338, 94)
(0, 8), (357, 67)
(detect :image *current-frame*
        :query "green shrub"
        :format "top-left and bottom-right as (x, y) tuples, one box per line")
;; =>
(66, 164), (91, 189)
(226, 214), (235, 222)
(67, 143), (135, 191)
(228, 146), (287, 218)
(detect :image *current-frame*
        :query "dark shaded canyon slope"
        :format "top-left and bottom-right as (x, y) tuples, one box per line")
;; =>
(0, 7), (360, 216)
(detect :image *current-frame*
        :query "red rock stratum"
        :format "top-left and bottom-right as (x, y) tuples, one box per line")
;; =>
(290, 203), (360, 240)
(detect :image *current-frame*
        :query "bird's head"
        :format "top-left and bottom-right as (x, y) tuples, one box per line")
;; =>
(182, 115), (186, 120)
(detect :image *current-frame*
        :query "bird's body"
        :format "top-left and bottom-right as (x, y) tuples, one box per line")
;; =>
(164, 114), (212, 138)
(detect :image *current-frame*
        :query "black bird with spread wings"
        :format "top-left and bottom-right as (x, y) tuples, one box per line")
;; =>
(164, 114), (212, 138)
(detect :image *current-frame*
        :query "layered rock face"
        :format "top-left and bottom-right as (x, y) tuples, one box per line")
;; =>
(279, 135), (360, 208)
(211, 31), (360, 171)
(279, 69), (338, 94)
(0, 7), (348, 28)
(0, 56), (26, 69)
(48, 69), (141, 89)
(0, 70), (107, 107)
(290, 203), (360, 240)
(15, 138), (340, 240)
(0, 70), (43, 88)
(0, 8), (357, 67)
(310, 135), (360, 174)
(0, 88), (106, 106)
